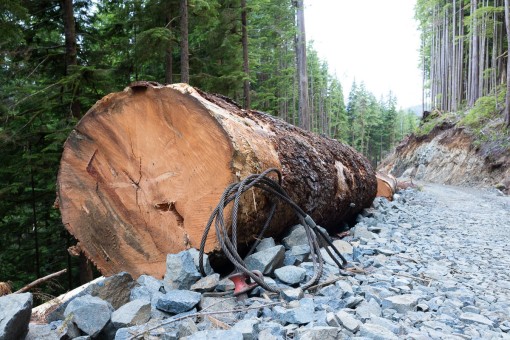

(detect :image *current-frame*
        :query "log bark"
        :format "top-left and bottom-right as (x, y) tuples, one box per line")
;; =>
(57, 83), (376, 279)
(376, 172), (397, 201)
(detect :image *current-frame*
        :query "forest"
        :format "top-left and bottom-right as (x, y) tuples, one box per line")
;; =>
(0, 0), (427, 296)
(416, 0), (510, 127)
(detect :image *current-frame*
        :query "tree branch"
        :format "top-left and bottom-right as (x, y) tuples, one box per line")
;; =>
(15, 269), (67, 294)
(127, 301), (282, 339)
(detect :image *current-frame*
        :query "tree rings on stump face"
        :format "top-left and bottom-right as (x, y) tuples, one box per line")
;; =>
(58, 85), (235, 278)
(58, 83), (377, 279)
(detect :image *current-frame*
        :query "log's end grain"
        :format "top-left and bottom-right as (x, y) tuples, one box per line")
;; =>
(376, 172), (397, 201)
(58, 85), (236, 278)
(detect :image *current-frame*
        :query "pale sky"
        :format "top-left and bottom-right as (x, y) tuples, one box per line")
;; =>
(305, 0), (422, 109)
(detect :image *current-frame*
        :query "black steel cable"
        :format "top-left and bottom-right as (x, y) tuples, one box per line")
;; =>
(198, 168), (347, 293)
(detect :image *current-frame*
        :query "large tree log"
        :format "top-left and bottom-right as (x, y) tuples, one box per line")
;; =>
(57, 83), (376, 279)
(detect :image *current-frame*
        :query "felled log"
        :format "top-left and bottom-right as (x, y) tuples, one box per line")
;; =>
(376, 172), (397, 201)
(57, 83), (377, 279)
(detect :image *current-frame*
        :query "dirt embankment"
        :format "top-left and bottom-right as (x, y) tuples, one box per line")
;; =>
(378, 122), (510, 192)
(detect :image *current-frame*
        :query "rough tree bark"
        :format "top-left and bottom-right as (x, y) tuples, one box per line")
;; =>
(295, 0), (310, 130)
(241, 0), (251, 109)
(180, 0), (189, 83)
(57, 83), (377, 279)
(61, 0), (80, 118)
(165, 13), (173, 84)
(505, 0), (510, 126)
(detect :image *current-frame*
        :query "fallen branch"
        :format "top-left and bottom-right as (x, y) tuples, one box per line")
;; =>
(15, 269), (67, 294)
(305, 276), (347, 292)
(394, 272), (432, 285)
(395, 254), (419, 263)
(127, 301), (282, 340)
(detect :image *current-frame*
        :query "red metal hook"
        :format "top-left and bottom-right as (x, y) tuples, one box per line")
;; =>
(228, 270), (263, 296)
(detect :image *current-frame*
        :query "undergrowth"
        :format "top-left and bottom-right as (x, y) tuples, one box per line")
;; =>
(417, 87), (509, 149)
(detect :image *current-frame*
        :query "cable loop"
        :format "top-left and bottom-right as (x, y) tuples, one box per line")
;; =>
(198, 168), (347, 293)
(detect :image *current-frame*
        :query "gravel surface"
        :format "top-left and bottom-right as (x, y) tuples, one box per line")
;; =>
(346, 183), (510, 338)
(21, 183), (510, 339)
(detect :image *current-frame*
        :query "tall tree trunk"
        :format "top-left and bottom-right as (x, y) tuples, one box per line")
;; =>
(470, 0), (480, 106)
(241, 0), (250, 109)
(295, 0), (310, 130)
(61, 0), (80, 119)
(29, 145), (40, 279)
(165, 14), (173, 84)
(504, 0), (510, 126)
(180, 0), (189, 84)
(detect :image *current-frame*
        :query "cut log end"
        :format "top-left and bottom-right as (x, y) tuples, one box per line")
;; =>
(376, 172), (397, 201)
(58, 85), (236, 277)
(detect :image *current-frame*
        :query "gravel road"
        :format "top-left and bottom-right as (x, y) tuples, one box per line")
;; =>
(347, 183), (510, 338)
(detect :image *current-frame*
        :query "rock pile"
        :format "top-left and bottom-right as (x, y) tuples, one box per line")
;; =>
(2, 186), (510, 339)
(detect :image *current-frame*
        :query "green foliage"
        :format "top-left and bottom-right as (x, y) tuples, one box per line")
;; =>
(460, 87), (506, 128)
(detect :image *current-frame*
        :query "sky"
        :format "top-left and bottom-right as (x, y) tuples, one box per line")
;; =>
(305, 0), (422, 110)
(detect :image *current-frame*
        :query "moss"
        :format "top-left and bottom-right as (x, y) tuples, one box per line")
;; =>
(460, 94), (503, 129)
(416, 111), (459, 137)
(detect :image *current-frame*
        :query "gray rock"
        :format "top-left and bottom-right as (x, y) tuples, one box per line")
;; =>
(326, 312), (340, 327)
(245, 245), (285, 275)
(291, 244), (311, 262)
(232, 319), (260, 340)
(318, 285), (343, 298)
(335, 280), (354, 298)
(353, 225), (375, 239)
(282, 224), (308, 249)
(187, 248), (214, 276)
(137, 274), (164, 294)
(25, 320), (81, 340)
(190, 273), (220, 292)
(199, 297), (238, 324)
(256, 237), (276, 252)
(416, 303), (429, 312)
(130, 285), (152, 302)
(178, 318), (200, 337)
(164, 250), (202, 290)
(369, 316), (401, 334)
(461, 305), (480, 314)
(375, 248), (395, 256)
(359, 323), (399, 340)
(281, 288), (304, 302)
(216, 278), (235, 292)
(335, 310), (361, 333)
(295, 326), (341, 340)
(345, 296), (364, 308)
(274, 266), (306, 285)
(183, 329), (243, 340)
(283, 250), (298, 266)
(356, 298), (382, 320)
(114, 318), (181, 339)
(0, 292), (32, 340)
(273, 298), (314, 324)
(63, 295), (113, 337)
(459, 312), (494, 326)
(255, 321), (286, 338)
(313, 296), (345, 311)
(332, 240), (353, 254)
(320, 247), (347, 267)
(156, 290), (201, 314)
(111, 299), (151, 329)
(381, 294), (420, 313)
(88, 272), (136, 309)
